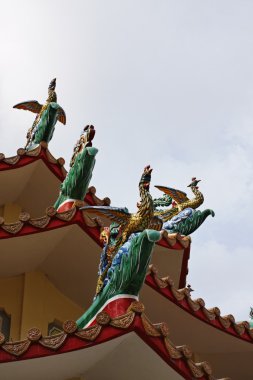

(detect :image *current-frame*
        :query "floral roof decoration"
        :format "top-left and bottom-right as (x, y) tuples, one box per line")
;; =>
(0, 301), (230, 380)
(146, 265), (253, 342)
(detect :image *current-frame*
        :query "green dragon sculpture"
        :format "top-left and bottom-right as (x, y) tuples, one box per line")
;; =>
(54, 125), (98, 212)
(81, 166), (162, 296)
(77, 228), (160, 329)
(154, 178), (214, 235)
(77, 170), (214, 328)
(13, 78), (66, 151)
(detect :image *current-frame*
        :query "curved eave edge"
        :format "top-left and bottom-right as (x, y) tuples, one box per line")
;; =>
(0, 301), (228, 380)
(0, 144), (66, 180)
(146, 265), (253, 344)
(0, 209), (190, 299)
(0, 144), (112, 207)
(0, 208), (190, 253)
(0, 207), (102, 245)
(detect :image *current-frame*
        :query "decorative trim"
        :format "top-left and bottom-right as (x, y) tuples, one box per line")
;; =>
(39, 333), (67, 350)
(164, 337), (183, 359)
(3, 156), (20, 165)
(87, 186), (111, 206)
(56, 207), (76, 221)
(29, 216), (51, 229)
(84, 294), (139, 328)
(154, 322), (169, 337)
(27, 328), (42, 342)
(0, 301), (229, 380)
(62, 320), (77, 334)
(2, 340), (31, 357)
(0, 207), (89, 238)
(160, 230), (191, 248)
(146, 265), (253, 343)
(110, 312), (135, 329)
(96, 312), (111, 326)
(0, 144), (66, 180)
(81, 213), (103, 228)
(141, 314), (161, 337)
(128, 300), (145, 314)
(75, 324), (102, 341)
(19, 212), (31, 222)
(1, 222), (24, 234)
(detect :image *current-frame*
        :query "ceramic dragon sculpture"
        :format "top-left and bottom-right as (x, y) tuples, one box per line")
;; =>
(13, 78), (66, 150)
(77, 229), (160, 328)
(154, 178), (214, 235)
(77, 172), (214, 328)
(81, 166), (162, 296)
(54, 125), (98, 212)
(77, 166), (161, 328)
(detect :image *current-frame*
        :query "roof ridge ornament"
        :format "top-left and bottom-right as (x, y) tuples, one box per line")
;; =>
(70, 125), (95, 168)
(13, 78), (66, 151)
(54, 125), (98, 212)
(81, 165), (163, 297)
(154, 179), (214, 235)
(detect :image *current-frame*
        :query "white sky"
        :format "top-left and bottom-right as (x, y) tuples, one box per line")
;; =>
(1, 0), (253, 321)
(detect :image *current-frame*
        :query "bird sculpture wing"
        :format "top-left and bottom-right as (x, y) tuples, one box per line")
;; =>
(149, 215), (163, 231)
(13, 100), (43, 114)
(154, 207), (176, 222)
(57, 107), (66, 125)
(81, 206), (131, 227)
(155, 185), (189, 204)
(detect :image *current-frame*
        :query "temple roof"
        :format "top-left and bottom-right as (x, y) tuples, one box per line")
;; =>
(0, 143), (191, 289)
(0, 205), (190, 308)
(0, 142), (249, 379)
(0, 144), (66, 180)
(0, 301), (229, 380)
(0, 144), (66, 217)
(146, 265), (253, 342)
(141, 266), (253, 379)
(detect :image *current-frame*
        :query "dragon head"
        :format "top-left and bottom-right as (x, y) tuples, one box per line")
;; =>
(47, 78), (57, 103)
(100, 227), (110, 246)
(70, 125), (96, 167)
(139, 165), (152, 190)
(100, 222), (121, 246)
(188, 177), (201, 188)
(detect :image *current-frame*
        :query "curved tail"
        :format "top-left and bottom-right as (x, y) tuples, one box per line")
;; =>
(165, 209), (215, 236)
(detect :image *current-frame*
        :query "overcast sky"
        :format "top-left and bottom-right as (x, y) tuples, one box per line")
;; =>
(1, 0), (253, 321)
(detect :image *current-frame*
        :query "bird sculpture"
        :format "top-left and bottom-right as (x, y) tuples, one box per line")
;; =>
(154, 177), (204, 222)
(54, 125), (98, 212)
(13, 78), (66, 150)
(82, 165), (162, 295)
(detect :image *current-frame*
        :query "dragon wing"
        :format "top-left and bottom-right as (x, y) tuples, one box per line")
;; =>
(149, 215), (163, 231)
(81, 206), (131, 226)
(155, 185), (189, 204)
(57, 106), (66, 125)
(13, 100), (43, 114)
